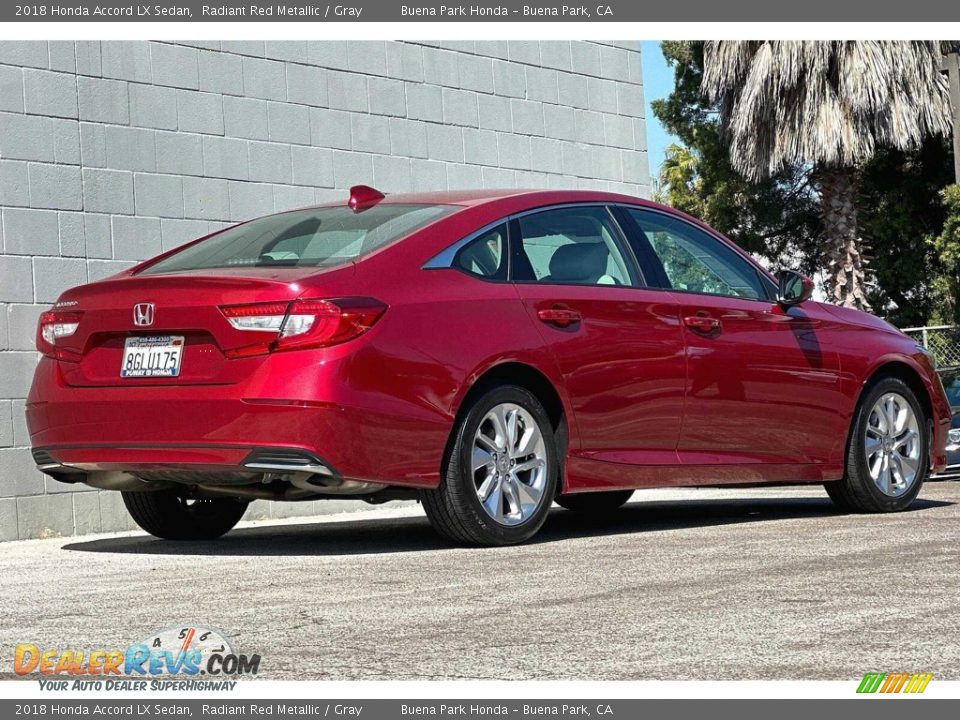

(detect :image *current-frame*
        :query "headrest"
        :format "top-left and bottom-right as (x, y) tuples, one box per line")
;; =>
(548, 242), (609, 282)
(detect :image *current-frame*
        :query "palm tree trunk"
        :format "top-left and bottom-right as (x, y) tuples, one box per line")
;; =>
(815, 166), (870, 310)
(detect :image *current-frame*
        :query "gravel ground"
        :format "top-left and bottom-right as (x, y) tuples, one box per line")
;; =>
(1, 482), (958, 680)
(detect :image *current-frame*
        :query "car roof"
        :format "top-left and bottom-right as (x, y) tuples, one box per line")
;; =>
(291, 187), (764, 276)
(316, 188), (671, 212)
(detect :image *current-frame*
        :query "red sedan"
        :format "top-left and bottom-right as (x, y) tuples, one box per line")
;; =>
(26, 187), (952, 546)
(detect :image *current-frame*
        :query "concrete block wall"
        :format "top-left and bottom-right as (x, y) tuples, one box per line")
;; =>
(0, 40), (650, 541)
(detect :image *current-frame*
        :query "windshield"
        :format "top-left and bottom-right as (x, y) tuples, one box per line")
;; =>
(139, 204), (453, 275)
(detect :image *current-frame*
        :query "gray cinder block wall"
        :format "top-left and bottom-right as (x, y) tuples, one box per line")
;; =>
(0, 40), (650, 541)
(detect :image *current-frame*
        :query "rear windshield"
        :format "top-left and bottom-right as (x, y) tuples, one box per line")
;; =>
(139, 204), (453, 275)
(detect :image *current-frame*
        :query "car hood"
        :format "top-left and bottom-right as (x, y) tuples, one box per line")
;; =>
(819, 302), (905, 337)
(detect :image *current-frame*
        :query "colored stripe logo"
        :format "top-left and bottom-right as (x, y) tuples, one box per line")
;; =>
(857, 673), (933, 694)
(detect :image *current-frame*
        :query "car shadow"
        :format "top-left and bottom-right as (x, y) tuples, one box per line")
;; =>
(61, 495), (954, 558)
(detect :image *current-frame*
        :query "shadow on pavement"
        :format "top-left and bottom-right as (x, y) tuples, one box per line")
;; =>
(62, 495), (953, 557)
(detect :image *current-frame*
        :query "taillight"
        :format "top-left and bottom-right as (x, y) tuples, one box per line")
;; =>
(220, 302), (289, 332)
(36, 310), (83, 360)
(219, 298), (386, 357)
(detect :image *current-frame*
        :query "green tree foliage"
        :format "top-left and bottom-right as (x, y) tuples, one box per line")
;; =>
(653, 41), (957, 327)
(651, 42), (822, 277)
(858, 142), (955, 326)
(700, 41), (953, 311)
(927, 184), (960, 325)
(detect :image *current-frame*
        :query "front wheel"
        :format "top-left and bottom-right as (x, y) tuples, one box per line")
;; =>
(122, 489), (249, 540)
(422, 385), (559, 546)
(826, 377), (928, 513)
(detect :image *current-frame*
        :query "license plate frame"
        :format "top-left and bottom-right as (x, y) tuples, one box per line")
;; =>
(120, 335), (184, 378)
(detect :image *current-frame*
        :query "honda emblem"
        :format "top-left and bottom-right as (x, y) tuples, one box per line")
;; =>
(133, 303), (155, 327)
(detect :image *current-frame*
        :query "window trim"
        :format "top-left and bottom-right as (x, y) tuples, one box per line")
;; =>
(422, 200), (778, 302)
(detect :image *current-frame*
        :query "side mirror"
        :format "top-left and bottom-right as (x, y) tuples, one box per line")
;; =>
(777, 269), (813, 306)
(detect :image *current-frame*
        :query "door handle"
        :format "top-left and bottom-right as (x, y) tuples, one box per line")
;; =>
(683, 315), (721, 333)
(538, 307), (581, 328)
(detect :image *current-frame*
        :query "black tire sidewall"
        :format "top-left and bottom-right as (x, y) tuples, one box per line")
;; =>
(123, 489), (248, 540)
(449, 385), (559, 545)
(848, 378), (928, 511)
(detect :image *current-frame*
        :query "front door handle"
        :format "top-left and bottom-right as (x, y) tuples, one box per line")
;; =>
(538, 307), (581, 328)
(683, 315), (721, 333)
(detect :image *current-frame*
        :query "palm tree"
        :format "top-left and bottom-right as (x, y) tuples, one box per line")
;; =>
(702, 41), (954, 309)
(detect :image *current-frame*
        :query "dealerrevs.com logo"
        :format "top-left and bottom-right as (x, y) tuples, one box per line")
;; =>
(15, 625), (261, 691)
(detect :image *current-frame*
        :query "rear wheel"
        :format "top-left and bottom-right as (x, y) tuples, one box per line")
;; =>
(556, 490), (633, 513)
(422, 385), (558, 546)
(122, 489), (249, 540)
(826, 377), (928, 513)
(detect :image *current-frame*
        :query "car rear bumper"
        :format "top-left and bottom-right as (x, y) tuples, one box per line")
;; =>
(932, 434), (959, 479)
(931, 466), (960, 479)
(25, 355), (448, 489)
(31, 445), (337, 477)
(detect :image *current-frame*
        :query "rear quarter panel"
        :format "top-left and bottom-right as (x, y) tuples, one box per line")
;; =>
(296, 252), (568, 487)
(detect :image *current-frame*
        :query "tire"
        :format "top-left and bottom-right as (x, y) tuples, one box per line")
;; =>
(825, 377), (929, 513)
(556, 490), (633, 512)
(422, 385), (559, 546)
(122, 489), (249, 540)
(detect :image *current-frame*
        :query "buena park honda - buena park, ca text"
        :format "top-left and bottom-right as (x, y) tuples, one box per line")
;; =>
(14, 3), (613, 18)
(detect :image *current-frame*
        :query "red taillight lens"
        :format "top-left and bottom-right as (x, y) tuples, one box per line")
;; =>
(220, 302), (289, 332)
(277, 298), (386, 350)
(37, 310), (83, 360)
(219, 298), (386, 357)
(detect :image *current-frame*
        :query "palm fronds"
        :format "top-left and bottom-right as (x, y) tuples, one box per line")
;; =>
(702, 41), (954, 181)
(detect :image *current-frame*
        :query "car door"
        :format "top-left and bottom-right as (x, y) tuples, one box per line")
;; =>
(621, 206), (846, 470)
(510, 205), (687, 487)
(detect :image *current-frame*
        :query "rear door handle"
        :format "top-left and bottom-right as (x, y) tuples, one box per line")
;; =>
(683, 315), (721, 333)
(538, 307), (581, 328)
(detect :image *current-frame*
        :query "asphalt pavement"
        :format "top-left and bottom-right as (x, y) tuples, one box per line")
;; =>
(1, 483), (959, 680)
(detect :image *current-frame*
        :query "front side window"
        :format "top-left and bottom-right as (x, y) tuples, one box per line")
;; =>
(139, 204), (453, 275)
(453, 224), (507, 280)
(626, 209), (770, 300)
(512, 206), (639, 287)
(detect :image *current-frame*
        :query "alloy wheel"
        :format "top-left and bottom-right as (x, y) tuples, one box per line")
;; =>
(472, 402), (549, 526)
(864, 392), (922, 497)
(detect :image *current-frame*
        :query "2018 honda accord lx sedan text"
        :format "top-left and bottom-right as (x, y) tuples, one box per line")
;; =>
(26, 187), (952, 546)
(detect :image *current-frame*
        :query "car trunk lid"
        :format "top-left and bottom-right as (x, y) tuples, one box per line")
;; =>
(53, 267), (332, 387)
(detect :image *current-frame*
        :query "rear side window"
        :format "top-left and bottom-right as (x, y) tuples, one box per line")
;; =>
(453, 224), (507, 280)
(512, 207), (639, 287)
(139, 204), (453, 275)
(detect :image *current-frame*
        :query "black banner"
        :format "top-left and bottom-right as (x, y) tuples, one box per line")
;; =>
(5, 0), (960, 22)
(2, 699), (960, 719)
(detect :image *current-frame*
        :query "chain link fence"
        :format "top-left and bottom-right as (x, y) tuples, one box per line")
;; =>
(902, 325), (960, 368)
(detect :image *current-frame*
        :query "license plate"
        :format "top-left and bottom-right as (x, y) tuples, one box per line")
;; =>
(121, 336), (184, 378)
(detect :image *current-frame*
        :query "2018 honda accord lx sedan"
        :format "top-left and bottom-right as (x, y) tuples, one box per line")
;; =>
(26, 187), (952, 546)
